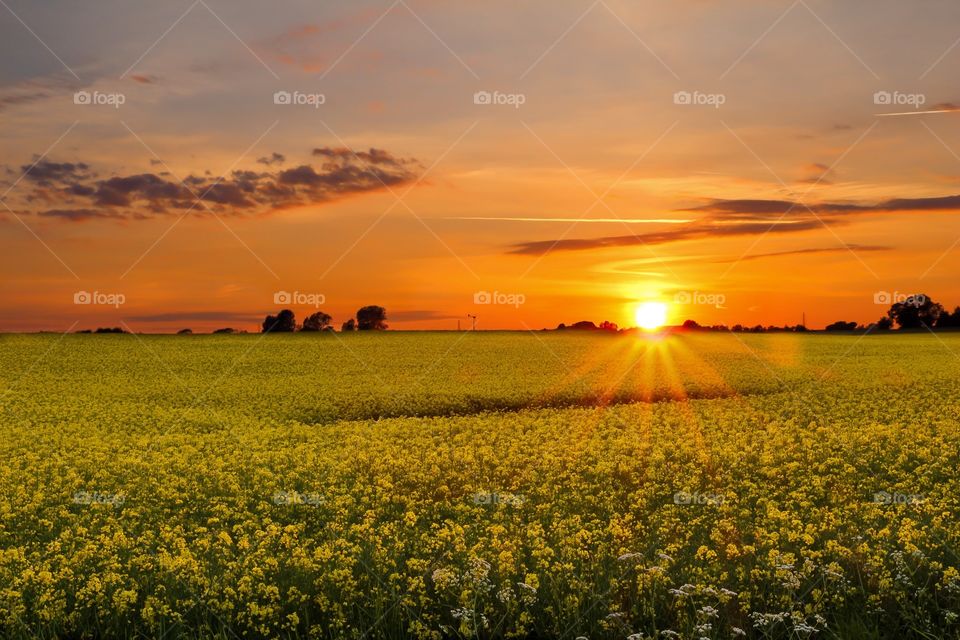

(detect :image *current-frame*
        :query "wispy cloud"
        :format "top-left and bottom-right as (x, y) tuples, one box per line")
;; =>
(444, 216), (693, 224)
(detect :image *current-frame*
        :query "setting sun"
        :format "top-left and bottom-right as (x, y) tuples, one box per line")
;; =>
(635, 302), (668, 331)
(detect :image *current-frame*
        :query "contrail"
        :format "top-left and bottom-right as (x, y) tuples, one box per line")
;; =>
(876, 108), (960, 117)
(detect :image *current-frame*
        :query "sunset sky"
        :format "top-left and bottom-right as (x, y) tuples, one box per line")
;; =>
(3, 0), (960, 332)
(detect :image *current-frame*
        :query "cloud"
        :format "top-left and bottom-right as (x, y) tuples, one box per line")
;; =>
(129, 74), (158, 84)
(15, 147), (418, 221)
(508, 219), (826, 255)
(692, 194), (960, 216)
(508, 192), (960, 255)
(260, 11), (383, 72)
(257, 152), (285, 166)
(37, 208), (127, 222)
(797, 162), (835, 186)
(725, 244), (891, 263)
(21, 160), (94, 187)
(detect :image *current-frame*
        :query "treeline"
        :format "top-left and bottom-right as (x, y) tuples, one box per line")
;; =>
(681, 293), (960, 333)
(260, 305), (388, 333)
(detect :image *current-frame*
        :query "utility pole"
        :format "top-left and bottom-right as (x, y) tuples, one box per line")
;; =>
(467, 314), (477, 331)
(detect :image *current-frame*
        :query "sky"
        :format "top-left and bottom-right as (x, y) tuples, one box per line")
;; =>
(2, 0), (960, 332)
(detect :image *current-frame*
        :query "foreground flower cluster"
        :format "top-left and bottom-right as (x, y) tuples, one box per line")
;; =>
(0, 332), (958, 639)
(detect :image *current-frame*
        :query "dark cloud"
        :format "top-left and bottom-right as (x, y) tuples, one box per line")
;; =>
(692, 194), (960, 216)
(15, 147), (418, 221)
(21, 160), (93, 187)
(257, 152), (285, 166)
(509, 192), (960, 255)
(686, 199), (869, 216)
(313, 147), (414, 169)
(509, 219), (826, 255)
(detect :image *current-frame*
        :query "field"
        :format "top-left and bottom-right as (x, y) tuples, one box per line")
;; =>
(2, 332), (960, 639)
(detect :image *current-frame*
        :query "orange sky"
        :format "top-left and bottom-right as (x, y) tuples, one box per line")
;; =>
(2, 0), (960, 332)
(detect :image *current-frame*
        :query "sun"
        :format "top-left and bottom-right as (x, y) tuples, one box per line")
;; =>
(635, 301), (668, 331)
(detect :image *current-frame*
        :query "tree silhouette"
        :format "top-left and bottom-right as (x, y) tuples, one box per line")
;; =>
(356, 306), (387, 330)
(825, 321), (858, 331)
(887, 294), (942, 329)
(262, 309), (297, 333)
(341, 318), (356, 332)
(936, 306), (960, 328)
(301, 311), (332, 332)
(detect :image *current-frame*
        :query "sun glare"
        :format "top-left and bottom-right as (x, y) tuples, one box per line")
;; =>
(635, 301), (668, 331)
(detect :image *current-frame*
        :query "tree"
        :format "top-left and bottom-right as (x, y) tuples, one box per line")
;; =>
(262, 309), (297, 333)
(177, 328), (193, 335)
(341, 318), (356, 332)
(876, 317), (893, 331)
(356, 306), (387, 331)
(825, 320), (858, 331)
(887, 294), (943, 329)
(681, 319), (701, 330)
(936, 306), (960, 328)
(213, 327), (235, 334)
(599, 320), (619, 332)
(301, 311), (332, 332)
